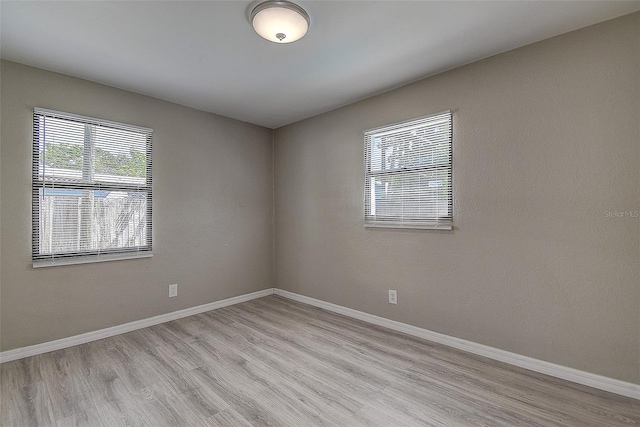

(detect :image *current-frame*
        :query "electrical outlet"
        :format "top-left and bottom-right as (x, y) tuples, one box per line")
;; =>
(388, 290), (397, 304)
(169, 284), (178, 298)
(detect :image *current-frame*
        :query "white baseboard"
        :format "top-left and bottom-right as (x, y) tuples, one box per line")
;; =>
(0, 288), (275, 364)
(2, 287), (638, 400)
(274, 289), (640, 400)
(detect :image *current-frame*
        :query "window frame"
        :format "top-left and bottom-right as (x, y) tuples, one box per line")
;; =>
(363, 110), (453, 230)
(32, 108), (153, 267)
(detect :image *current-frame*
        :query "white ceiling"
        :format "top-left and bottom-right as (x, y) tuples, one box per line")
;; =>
(2, 1), (639, 129)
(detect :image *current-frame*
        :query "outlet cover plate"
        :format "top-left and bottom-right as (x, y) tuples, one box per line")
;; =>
(169, 284), (178, 298)
(388, 290), (397, 304)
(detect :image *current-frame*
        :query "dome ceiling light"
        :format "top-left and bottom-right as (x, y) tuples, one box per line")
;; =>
(251, 1), (310, 44)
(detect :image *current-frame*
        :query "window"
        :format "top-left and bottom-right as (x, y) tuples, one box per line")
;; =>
(364, 111), (452, 229)
(32, 108), (153, 266)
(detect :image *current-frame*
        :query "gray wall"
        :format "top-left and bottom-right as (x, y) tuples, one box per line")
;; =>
(0, 60), (274, 351)
(1, 13), (638, 386)
(274, 14), (640, 383)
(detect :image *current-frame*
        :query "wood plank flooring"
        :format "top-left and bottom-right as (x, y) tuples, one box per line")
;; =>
(1, 295), (639, 426)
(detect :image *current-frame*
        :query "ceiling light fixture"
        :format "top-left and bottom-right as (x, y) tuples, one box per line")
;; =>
(251, 0), (310, 44)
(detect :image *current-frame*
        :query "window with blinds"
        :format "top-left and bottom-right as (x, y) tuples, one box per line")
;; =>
(32, 108), (153, 266)
(364, 111), (452, 229)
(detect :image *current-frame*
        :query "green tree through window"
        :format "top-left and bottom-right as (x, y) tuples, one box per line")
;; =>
(45, 143), (146, 178)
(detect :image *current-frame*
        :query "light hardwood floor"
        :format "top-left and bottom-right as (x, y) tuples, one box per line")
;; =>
(1, 295), (639, 426)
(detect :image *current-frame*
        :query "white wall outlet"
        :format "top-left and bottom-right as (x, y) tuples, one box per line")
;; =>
(169, 284), (178, 298)
(388, 290), (398, 304)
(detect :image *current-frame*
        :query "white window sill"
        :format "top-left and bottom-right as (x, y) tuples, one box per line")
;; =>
(364, 221), (453, 231)
(33, 252), (153, 268)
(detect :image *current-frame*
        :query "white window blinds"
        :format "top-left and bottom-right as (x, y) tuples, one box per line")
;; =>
(32, 108), (153, 266)
(364, 111), (452, 229)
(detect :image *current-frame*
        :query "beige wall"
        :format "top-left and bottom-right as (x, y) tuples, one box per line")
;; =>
(274, 14), (640, 383)
(0, 60), (274, 351)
